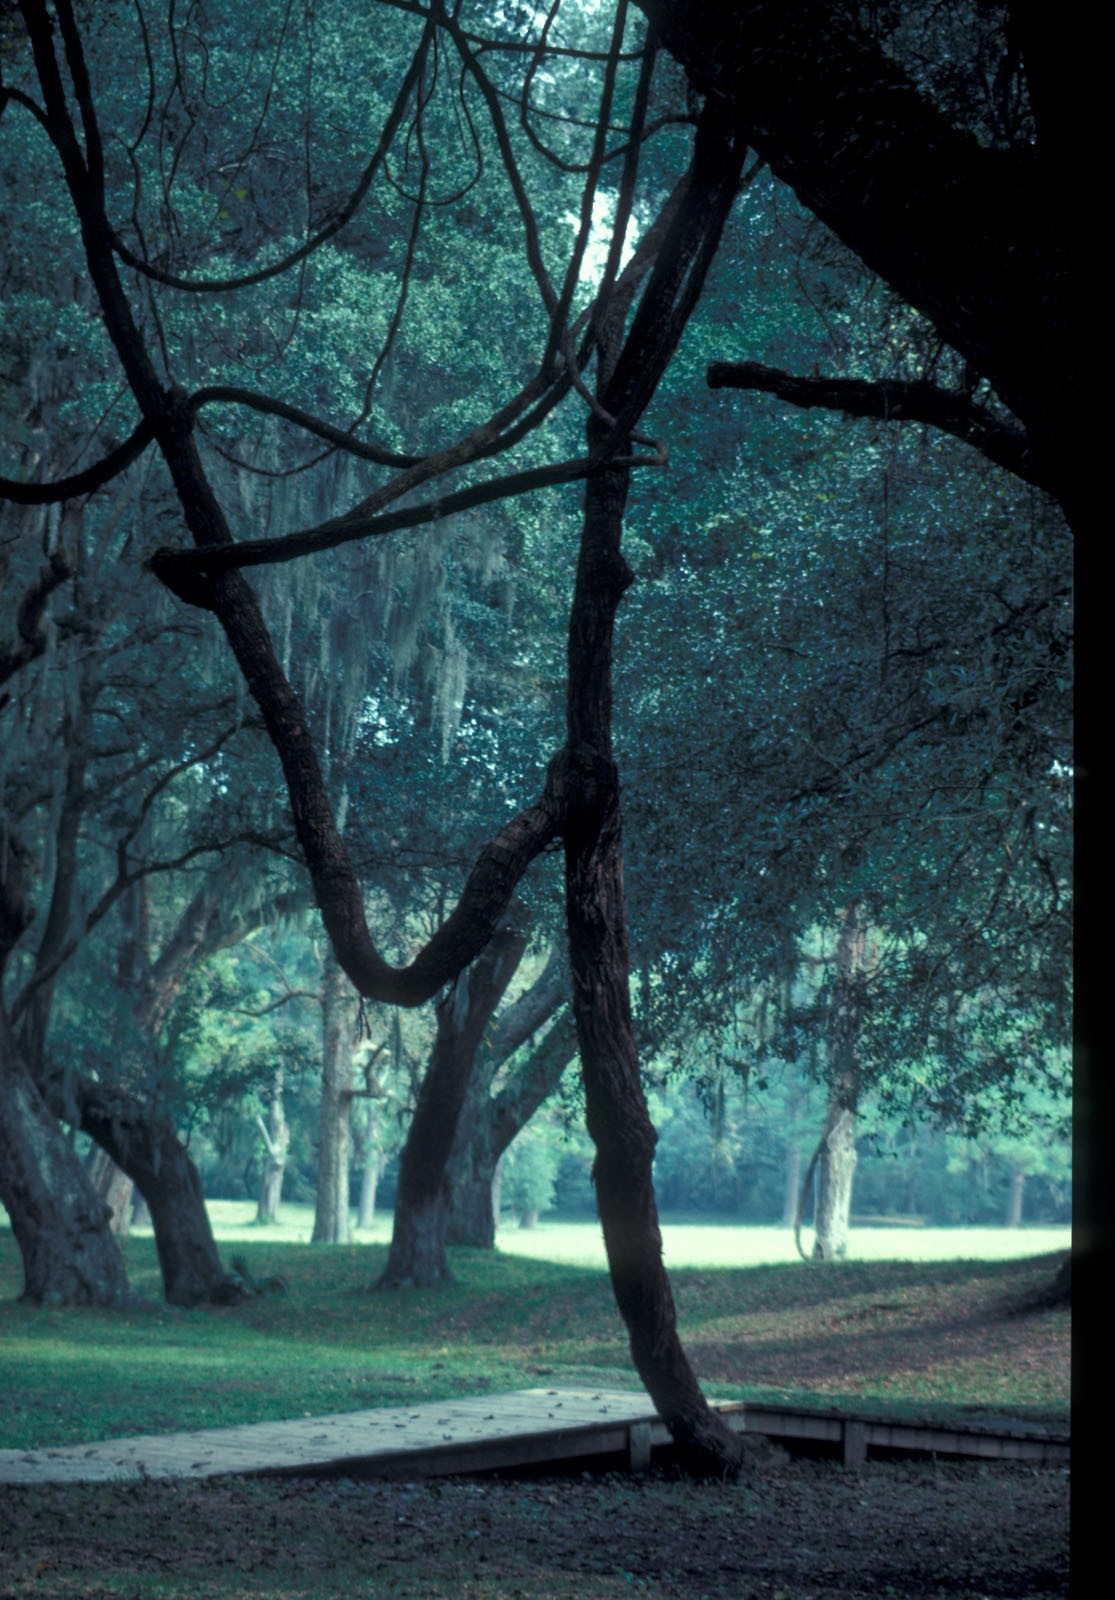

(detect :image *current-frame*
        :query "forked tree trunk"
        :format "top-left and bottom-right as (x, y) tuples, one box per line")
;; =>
(378, 919), (528, 1287)
(312, 950), (356, 1244)
(445, 1009), (576, 1248)
(0, 1010), (129, 1306)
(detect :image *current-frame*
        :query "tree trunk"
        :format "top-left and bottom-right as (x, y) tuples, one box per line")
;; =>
(445, 1007), (576, 1248)
(74, 1080), (238, 1306)
(812, 1103), (858, 1260)
(781, 1143), (802, 1228)
(255, 1068), (289, 1225)
(564, 443), (743, 1476)
(378, 919), (528, 1287)
(351, 1097), (383, 1230)
(312, 949), (356, 1244)
(1005, 1165), (1026, 1229)
(356, 1148), (380, 1230)
(797, 905), (867, 1263)
(0, 1010), (129, 1306)
(87, 1147), (135, 1239)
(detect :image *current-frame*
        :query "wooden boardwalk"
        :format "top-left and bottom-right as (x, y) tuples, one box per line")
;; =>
(0, 1388), (1068, 1486)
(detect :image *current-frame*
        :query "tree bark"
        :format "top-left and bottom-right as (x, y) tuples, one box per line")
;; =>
(87, 1147), (135, 1239)
(796, 906), (867, 1262)
(378, 918), (528, 1287)
(312, 949), (356, 1244)
(255, 1068), (289, 1225)
(0, 1010), (130, 1306)
(1005, 1165), (1026, 1229)
(781, 1143), (802, 1228)
(74, 1079), (239, 1306)
(355, 1148), (381, 1231)
(445, 952), (571, 1249)
(812, 1102), (858, 1261)
(554, 107), (749, 1478)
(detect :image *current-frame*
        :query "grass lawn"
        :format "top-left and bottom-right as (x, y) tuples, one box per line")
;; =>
(0, 1211), (1070, 1452)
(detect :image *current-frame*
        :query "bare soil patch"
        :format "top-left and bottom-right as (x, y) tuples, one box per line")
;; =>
(0, 1455), (1068, 1599)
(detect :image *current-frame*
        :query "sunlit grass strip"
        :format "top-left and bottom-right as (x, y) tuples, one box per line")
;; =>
(0, 1231), (1068, 1452)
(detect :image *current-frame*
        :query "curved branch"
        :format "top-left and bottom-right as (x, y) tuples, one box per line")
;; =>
(149, 448), (657, 597)
(0, 552), (73, 692)
(707, 360), (1042, 487)
(109, 25), (433, 294)
(186, 387), (421, 468)
(0, 419), (156, 505)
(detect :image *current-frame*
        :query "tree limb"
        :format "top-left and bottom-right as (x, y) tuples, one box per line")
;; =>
(707, 360), (1042, 487)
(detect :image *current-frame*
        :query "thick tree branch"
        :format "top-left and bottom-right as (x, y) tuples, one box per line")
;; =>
(149, 449), (652, 597)
(0, 552), (73, 693)
(634, 0), (1075, 522)
(707, 361), (1041, 487)
(0, 420), (156, 504)
(186, 389), (421, 469)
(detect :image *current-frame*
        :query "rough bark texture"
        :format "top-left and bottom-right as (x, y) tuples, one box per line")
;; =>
(812, 1104), (858, 1261)
(0, 1011), (129, 1306)
(312, 951), (356, 1244)
(378, 918), (528, 1287)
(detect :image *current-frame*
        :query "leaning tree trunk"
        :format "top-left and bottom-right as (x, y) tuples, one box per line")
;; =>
(312, 948), (358, 1244)
(74, 1080), (238, 1306)
(563, 430), (743, 1477)
(0, 1010), (129, 1306)
(378, 919), (528, 1287)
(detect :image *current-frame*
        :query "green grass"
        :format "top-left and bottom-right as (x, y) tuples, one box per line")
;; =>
(0, 1219), (1070, 1452)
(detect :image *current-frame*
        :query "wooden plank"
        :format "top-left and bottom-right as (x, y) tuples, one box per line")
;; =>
(0, 1389), (1069, 1485)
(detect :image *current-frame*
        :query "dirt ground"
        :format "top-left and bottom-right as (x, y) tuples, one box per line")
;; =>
(0, 1450), (1069, 1600)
